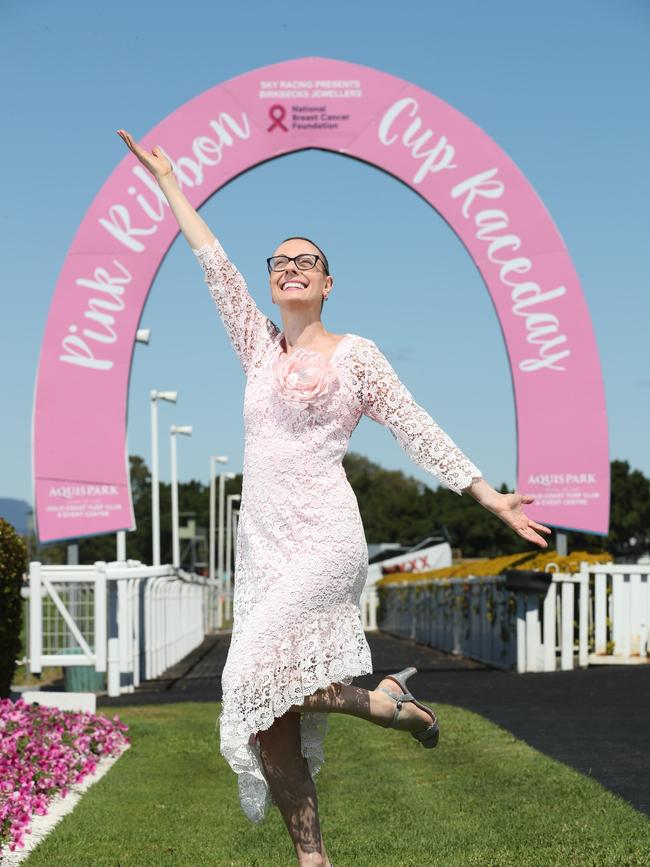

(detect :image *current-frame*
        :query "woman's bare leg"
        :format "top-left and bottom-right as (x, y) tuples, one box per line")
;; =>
(289, 680), (435, 732)
(256, 681), (432, 865)
(257, 711), (331, 867)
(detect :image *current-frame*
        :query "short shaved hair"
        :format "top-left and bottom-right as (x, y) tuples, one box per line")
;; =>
(280, 236), (330, 275)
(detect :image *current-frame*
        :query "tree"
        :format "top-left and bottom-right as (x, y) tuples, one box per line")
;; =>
(0, 518), (28, 696)
(344, 454), (642, 558)
(343, 453), (440, 544)
(567, 460), (650, 560)
(343, 453), (527, 556)
(32, 455), (648, 564)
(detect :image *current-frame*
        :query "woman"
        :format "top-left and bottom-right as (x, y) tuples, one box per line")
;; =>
(117, 129), (551, 867)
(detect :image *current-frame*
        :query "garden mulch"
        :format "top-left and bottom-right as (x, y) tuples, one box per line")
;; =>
(28, 628), (650, 817)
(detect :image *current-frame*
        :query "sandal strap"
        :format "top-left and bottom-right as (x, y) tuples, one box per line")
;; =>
(376, 686), (415, 703)
(376, 686), (416, 727)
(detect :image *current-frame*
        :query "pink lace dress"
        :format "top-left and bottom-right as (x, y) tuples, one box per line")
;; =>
(192, 237), (482, 823)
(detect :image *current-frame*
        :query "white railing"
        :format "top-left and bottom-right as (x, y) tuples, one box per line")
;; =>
(27, 561), (220, 696)
(513, 571), (589, 673)
(379, 577), (517, 669)
(587, 562), (650, 663)
(28, 563), (107, 672)
(27, 559), (647, 688)
(377, 561), (650, 673)
(360, 584), (379, 630)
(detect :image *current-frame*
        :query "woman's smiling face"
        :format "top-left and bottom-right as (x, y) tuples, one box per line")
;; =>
(269, 237), (332, 312)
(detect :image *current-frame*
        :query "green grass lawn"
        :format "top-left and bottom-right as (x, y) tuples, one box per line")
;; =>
(23, 703), (650, 867)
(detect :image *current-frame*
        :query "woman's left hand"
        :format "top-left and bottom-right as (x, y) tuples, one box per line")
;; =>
(489, 492), (553, 548)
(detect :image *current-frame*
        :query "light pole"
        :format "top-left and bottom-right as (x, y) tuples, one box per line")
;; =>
(209, 456), (228, 588)
(218, 470), (236, 626)
(116, 328), (152, 562)
(225, 493), (241, 621)
(231, 508), (240, 622)
(170, 424), (192, 568)
(150, 389), (177, 565)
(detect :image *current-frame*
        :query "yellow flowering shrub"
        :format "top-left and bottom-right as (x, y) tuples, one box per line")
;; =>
(376, 549), (613, 588)
(522, 549), (613, 573)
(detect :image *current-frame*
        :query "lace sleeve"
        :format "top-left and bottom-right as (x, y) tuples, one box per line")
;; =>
(360, 339), (483, 495)
(192, 237), (277, 374)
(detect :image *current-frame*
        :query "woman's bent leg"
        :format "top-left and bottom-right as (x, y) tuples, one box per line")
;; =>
(289, 681), (433, 732)
(257, 711), (331, 867)
(290, 682), (376, 721)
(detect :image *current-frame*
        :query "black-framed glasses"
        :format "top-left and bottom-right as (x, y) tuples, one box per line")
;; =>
(266, 254), (327, 274)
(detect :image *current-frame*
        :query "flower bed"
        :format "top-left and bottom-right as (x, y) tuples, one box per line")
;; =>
(0, 697), (129, 855)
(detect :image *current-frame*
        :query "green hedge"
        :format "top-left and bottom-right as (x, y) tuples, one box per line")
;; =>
(0, 518), (28, 697)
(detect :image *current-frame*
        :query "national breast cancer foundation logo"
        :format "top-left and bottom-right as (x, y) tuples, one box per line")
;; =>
(267, 105), (288, 133)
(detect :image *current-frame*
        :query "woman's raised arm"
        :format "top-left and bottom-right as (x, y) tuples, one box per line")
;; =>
(116, 129), (214, 249)
(116, 130), (278, 373)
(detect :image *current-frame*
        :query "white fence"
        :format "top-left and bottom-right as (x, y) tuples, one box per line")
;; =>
(379, 576), (517, 669)
(25, 559), (647, 688)
(512, 570), (589, 673)
(27, 561), (220, 696)
(588, 563), (650, 662)
(360, 584), (379, 630)
(378, 561), (650, 672)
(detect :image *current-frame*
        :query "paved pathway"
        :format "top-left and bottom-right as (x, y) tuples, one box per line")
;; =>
(91, 629), (650, 816)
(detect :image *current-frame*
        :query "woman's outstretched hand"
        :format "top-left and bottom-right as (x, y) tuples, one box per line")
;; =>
(489, 492), (552, 549)
(116, 129), (173, 181)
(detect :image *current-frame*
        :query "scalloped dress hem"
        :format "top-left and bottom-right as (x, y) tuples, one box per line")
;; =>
(218, 631), (373, 824)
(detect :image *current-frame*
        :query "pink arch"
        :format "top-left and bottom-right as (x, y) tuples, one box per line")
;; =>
(33, 57), (609, 542)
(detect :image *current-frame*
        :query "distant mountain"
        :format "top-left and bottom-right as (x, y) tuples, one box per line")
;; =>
(0, 499), (32, 535)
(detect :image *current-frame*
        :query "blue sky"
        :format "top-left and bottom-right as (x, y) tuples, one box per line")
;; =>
(1, 0), (648, 509)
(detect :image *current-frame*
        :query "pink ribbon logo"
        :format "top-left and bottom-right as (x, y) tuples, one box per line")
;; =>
(267, 104), (288, 133)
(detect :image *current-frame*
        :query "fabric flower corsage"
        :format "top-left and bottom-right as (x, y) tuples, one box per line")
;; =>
(272, 347), (340, 408)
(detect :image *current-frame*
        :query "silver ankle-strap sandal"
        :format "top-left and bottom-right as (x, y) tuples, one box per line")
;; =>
(376, 666), (440, 748)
